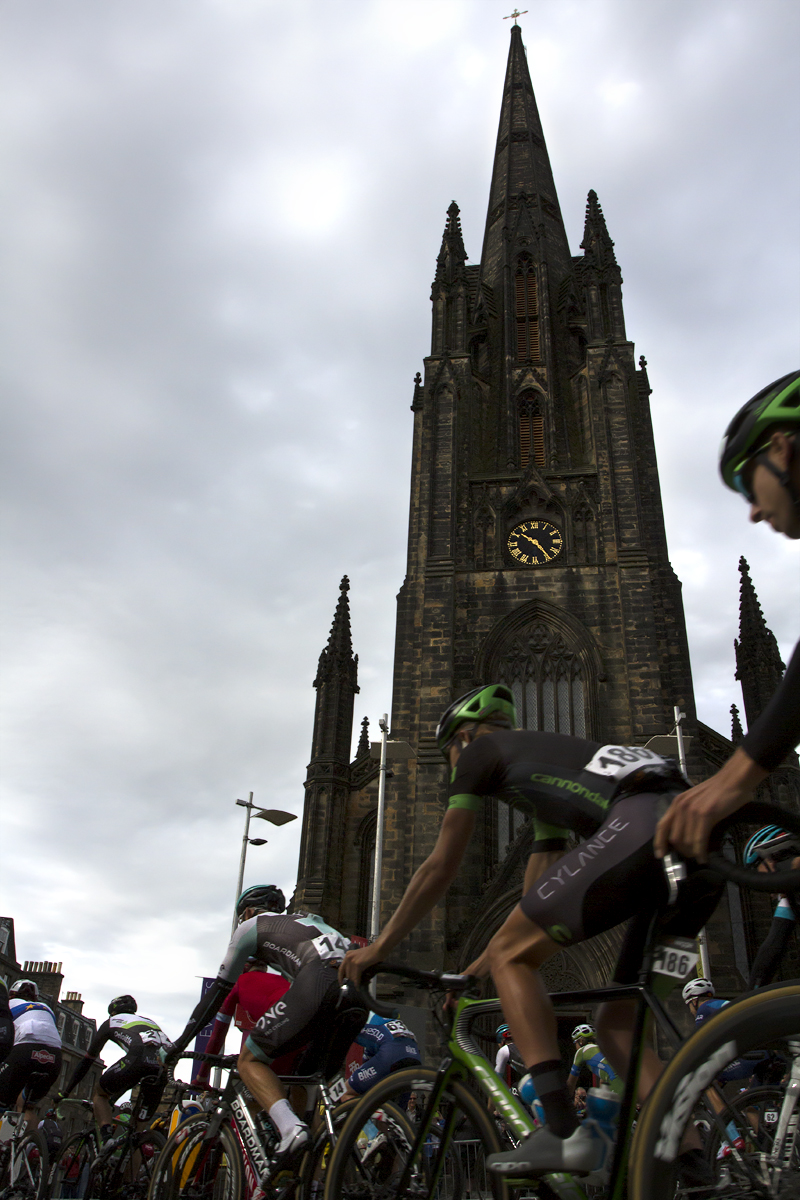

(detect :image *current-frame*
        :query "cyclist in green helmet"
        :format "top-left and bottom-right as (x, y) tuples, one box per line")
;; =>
(340, 685), (721, 1177)
(656, 368), (800, 864)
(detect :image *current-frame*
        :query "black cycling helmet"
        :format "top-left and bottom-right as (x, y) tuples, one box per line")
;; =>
(236, 884), (286, 918)
(435, 684), (517, 759)
(719, 370), (800, 501)
(108, 995), (137, 1016)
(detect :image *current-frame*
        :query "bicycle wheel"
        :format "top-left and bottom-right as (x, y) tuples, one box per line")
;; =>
(87, 1129), (165, 1200)
(150, 1117), (242, 1200)
(629, 983), (800, 1199)
(5, 1130), (49, 1200)
(299, 1100), (420, 1200)
(48, 1132), (96, 1200)
(323, 1066), (509, 1200)
(702, 1086), (796, 1166)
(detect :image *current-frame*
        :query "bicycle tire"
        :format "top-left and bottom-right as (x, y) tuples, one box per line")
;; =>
(298, 1099), (420, 1200)
(629, 983), (800, 1199)
(48, 1131), (97, 1200)
(148, 1117), (242, 1200)
(87, 1129), (165, 1200)
(3, 1130), (49, 1200)
(702, 1085), (797, 1166)
(323, 1065), (510, 1200)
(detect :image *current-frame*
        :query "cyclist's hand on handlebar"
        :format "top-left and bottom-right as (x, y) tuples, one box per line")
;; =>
(654, 747), (767, 862)
(338, 942), (382, 986)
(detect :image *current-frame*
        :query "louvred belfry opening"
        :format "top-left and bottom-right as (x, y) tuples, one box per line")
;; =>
(514, 254), (540, 362)
(518, 392), (545, 467)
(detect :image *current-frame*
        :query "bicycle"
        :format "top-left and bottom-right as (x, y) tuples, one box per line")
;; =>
(148, 1041), (415, 1200)
(81, 1113), (165, 1200)
(0, 1112), (49, 1200)
(48, 1100), (99, 1200)
(323, 799), (800, 1200)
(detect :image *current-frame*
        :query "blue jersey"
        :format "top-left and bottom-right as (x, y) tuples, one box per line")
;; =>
(356, 1014), (418, 1060)
(694, 998), (728, 1027)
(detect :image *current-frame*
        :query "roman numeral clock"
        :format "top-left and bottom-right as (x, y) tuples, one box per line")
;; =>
(507, 519), (563, 566)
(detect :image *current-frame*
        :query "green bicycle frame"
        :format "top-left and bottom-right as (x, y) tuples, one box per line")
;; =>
(400, 979), (683, 1200)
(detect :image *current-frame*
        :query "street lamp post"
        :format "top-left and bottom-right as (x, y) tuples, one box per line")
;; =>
(232, 795), (297, 934)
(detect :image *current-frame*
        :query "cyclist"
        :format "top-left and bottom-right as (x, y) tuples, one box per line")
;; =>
(494, 1024), (525, 1090)
(744, 825), (800, 988)
(193, 960), (292, 1089)
(656, 369), (800, 865)
(567, 1024), (623, 1097)
(165, 885), (367, 1165)
(60, 996), (172, 1140)
(340, 685), (723, 1177)
(344, 1012), (421, 1099)
(0, 980), (12, 1066)
(0, 980), (62, 1131)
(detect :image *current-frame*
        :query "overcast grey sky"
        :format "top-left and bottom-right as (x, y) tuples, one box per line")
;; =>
(1, 0), (798, 1044)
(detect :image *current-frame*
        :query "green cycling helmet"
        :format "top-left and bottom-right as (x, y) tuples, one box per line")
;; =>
(719, 370), (800, 499)
(435, 684), (517, 759)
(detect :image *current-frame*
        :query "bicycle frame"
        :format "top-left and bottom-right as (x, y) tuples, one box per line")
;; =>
(395, 979), (681, 1200)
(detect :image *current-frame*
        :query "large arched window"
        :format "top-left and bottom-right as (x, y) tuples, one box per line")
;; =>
(514, 254), (540, 362)
(496, 622), (586, 737)
(518, 391), (545, 468)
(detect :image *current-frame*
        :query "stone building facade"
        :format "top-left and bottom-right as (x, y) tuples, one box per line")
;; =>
(0, 917), (104, 1116)
(292, 27), (799, 1007)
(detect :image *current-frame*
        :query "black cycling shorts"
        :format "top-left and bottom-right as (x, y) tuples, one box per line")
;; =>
(0, 1018), (13, 1064)
(519, 791), (724, 983)
(99, 1055), (166, 1122)
(0, 1042), (62, 1108)
(246, 960), (357, 1072)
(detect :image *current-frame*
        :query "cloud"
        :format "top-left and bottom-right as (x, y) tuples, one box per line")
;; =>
(0, 0), (797, 1040)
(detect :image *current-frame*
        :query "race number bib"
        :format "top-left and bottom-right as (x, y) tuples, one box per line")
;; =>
(310, 931), (349, 962)
(652, 937), (699, 980)
(583, 744), (667, 784)
(384, 1019), (415, 1041)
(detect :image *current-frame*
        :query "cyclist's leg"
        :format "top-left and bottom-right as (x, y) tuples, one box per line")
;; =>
(17, 1044), (61, 1132)
(240, 962), (343, 1155)
(94, 1057), (142, 1134)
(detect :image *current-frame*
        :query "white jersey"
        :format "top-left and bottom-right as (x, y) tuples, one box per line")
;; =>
(10, 999), (62, 1049)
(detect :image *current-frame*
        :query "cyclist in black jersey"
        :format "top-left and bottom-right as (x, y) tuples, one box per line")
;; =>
(61, 996), (172, 1139)
(166, 885), (367, 1165)
(341, 685), (723, 1177)
(656, 369), (800, 864)
(0, 981), (12, 1067)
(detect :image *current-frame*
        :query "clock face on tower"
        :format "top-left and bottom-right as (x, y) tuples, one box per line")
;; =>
(507, 519), (563, 566)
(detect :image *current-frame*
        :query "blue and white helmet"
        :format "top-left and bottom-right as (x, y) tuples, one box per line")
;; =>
(743, 826), (799, 865)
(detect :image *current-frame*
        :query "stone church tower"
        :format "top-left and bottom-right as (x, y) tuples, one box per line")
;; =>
(293, 26), (798, 996)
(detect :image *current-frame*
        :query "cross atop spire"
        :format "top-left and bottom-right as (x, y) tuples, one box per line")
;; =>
(504, 7), (528, 24)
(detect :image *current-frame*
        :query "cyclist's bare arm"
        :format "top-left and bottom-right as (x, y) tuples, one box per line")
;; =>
(654, 747), (767, 862)
(339, 807), (476, 985)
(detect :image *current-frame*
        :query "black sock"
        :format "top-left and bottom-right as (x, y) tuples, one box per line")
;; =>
(529, 1059), (578, 1138)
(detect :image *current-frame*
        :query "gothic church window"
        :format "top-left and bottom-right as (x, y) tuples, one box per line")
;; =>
(496, 622), (586, 738)
(518, 391), (545, 468)
(514, 254), (540, 362)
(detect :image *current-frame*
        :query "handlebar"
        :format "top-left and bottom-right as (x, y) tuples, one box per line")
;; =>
(361, 962), (478, 997)
(704, 800), (800, 892)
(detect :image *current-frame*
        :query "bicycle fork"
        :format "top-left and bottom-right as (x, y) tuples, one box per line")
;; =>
(768, 1040), (800, 1176)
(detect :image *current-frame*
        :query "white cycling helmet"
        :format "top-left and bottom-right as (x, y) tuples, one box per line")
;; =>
(571, 1024), (594, 1041)
(682, 978), (715, 1004)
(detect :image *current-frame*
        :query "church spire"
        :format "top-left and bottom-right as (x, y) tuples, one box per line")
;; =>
(734, 557), (785, 729)
(478, 23), (571, 288)
(314, 576), (358, 690)
(431, 202), (469, 355)
(581, 190), (617, 269)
